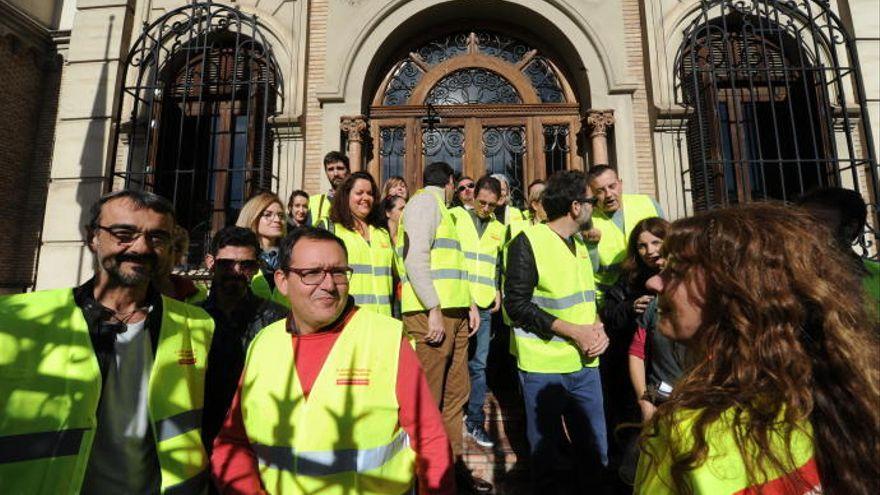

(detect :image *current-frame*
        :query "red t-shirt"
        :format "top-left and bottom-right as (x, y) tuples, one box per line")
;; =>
(629, 325), (647, 360)
(211, 308), (455, 494)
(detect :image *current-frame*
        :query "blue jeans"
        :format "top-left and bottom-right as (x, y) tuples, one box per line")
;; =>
(465, 309), (492, 427)
(519, 367), (608, 488)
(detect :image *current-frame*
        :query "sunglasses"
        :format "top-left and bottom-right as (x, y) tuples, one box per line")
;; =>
(457, 183), (475, 192)
(214, 259), (260, 272)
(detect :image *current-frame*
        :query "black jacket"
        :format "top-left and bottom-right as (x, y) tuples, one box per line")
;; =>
(601, 273), (654, 360)
(503, 232), (562, 333)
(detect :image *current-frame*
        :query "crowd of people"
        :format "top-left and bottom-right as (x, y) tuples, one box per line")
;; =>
(0, 149), (878, 495)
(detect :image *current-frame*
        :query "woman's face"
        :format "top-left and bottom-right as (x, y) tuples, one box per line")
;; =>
(646, 259), (705, 343)
(498, 180), (510, 205)
(258, 202), (285, 241)
(637, 231), (665, 270)
(388, 197), (406, 223)
(389, 181), (408, 200)
(349, 179), (374, 221)
(290, 195), (309, 224)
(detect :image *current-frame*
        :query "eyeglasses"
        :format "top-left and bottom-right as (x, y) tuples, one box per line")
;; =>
(577, 197), (599, 206)
(214, 258), (260, 273)
(96, 225), (173, 247)
(457, 183), (475, 192)
(261, 210), (286, 221)
(285, 266), (354, 285)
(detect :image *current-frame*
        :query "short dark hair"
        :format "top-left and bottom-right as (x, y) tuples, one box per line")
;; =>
(542, 170), (588, 221)
(474, 175), (502, 198)
(586, 165), (617, 184)
(797, 187), (867, 245)
(278, 226), (348, 272)
(87, 189), (175, 234)
(329, 171), (384, 231)
(209, 226), (260, 257)
(323, 151), (350, 170)
(423, 161), (455, 187)
(287, 189), (309, 208)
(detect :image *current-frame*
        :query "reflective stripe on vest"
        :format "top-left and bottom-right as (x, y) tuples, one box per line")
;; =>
(450, 207), (504, 308)
(241, 312), (416, 494)
(332, 223), (395, 316)
(590, 194), (660, 303)
(0, 289), (214, 494)
(397, 190), (471, 312)
(510, 225), (598, 373)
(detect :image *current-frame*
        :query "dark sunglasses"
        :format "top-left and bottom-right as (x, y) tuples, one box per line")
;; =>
(214, 259), (260, 272)
(457, 183), (475, 192)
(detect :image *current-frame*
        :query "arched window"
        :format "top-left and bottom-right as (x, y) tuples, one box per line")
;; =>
(369, 30), (581, 207)
(111, 3), (283, 262)
(674, 1), (877, 224)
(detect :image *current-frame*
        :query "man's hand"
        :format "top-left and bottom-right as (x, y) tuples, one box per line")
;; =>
(638, 399), (657, 422)
(468, 304), (481, 337)
(490, 291), (502, 314)
(633, 295), (654, 314)
(585, 323), (609, 358)
(426, 306), (445, 346)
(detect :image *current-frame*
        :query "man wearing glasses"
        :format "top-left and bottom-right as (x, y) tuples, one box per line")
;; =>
(0, 190), (214, 494)
(197, 226), (287, 455)
(503, 170), (610, 492)
(211, 227), (455, 494)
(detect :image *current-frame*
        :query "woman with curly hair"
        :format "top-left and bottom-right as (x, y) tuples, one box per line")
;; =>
(635, 203), (879, 494)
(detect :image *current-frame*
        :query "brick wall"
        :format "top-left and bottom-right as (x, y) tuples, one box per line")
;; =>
(303, 0), (328, 196)
(0, 33), (60, 293)
(621, 0), (657, 196)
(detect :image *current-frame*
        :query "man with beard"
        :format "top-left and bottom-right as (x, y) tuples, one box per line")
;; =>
(0, 190), (215, 494)
(504, 170), (610, 492)
(310, 151), (351, 225)
(198, 226), (287, 454)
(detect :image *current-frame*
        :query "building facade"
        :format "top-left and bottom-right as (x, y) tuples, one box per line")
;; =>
(1, 0), (877, 291)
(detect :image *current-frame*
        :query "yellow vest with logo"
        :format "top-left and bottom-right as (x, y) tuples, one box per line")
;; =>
(397, 190), (471, 312)
(252, 271), (291, 309)
(449, 207), (505, 308)
(309, 193), (332, 226)
(325, 221), (395, 316)
(241, 311), (416, 494)
(0, 288), (214, 494)
(590, 194), (660, 298)
(511, 224), (598, 373)
(636, 408), (819, 494)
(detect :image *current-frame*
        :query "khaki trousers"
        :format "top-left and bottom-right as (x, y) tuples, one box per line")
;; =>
(403, 308), (470, 457)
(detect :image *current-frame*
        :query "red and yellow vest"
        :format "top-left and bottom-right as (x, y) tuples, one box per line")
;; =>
(0, 288), (214, 494)
(636, 408), (820, 494)
(240, 311), (416, 494)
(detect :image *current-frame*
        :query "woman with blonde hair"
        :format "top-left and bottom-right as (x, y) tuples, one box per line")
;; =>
(381, 175), (409, 201)
(320, 172), (395, 316)
(636, 203), (879, 494)
(236, 192), (289, 307)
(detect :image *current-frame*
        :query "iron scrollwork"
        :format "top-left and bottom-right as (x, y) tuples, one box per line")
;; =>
(427, 68), (522, 105)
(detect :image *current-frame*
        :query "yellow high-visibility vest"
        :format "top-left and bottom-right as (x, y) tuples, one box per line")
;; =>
(636, 408), (819, 494)
(241, 311), (416, 494)
(397, 189), (471, 312)
(503, 205), (524, 225)
(863, 258), (880, 307)
(324, 221), (395, 316)
(449, 207), (505, 308)
(0, 288), (214, 494)
(185, 282), (209, 305)
(251, 271), (291, 309)
(309, 193), (332, 226)
(510, 224), (598, 373)
(590, 194), (660, 301)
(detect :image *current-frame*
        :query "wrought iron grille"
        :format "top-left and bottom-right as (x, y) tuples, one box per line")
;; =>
(673, 0), (878, 256)
(110, 1), (284, 267)
(483, 126), (527, 207)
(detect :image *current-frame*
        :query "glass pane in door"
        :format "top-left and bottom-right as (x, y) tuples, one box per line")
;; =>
(379, 127), (406, 182)
(423, 127), (465, 173)
(482, 126), (526, 208)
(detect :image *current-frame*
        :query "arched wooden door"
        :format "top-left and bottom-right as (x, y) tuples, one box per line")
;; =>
(368, 30), (584, 207)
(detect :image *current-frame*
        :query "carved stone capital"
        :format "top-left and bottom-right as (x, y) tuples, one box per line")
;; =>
(584, 109), (615, 138)
(340, 115), (368, 143)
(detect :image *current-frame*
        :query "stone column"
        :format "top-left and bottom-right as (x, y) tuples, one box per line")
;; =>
(584, 109), (615, 166)
(340, 115), (368, 171)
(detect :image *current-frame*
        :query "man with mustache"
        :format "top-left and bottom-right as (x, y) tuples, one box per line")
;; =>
(310, 151), (351, 225)
(586, 165), (664, 305)
(211, 227), (454, 494)
(197, 226), (287, 454)
(0, 190), (215, 493)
